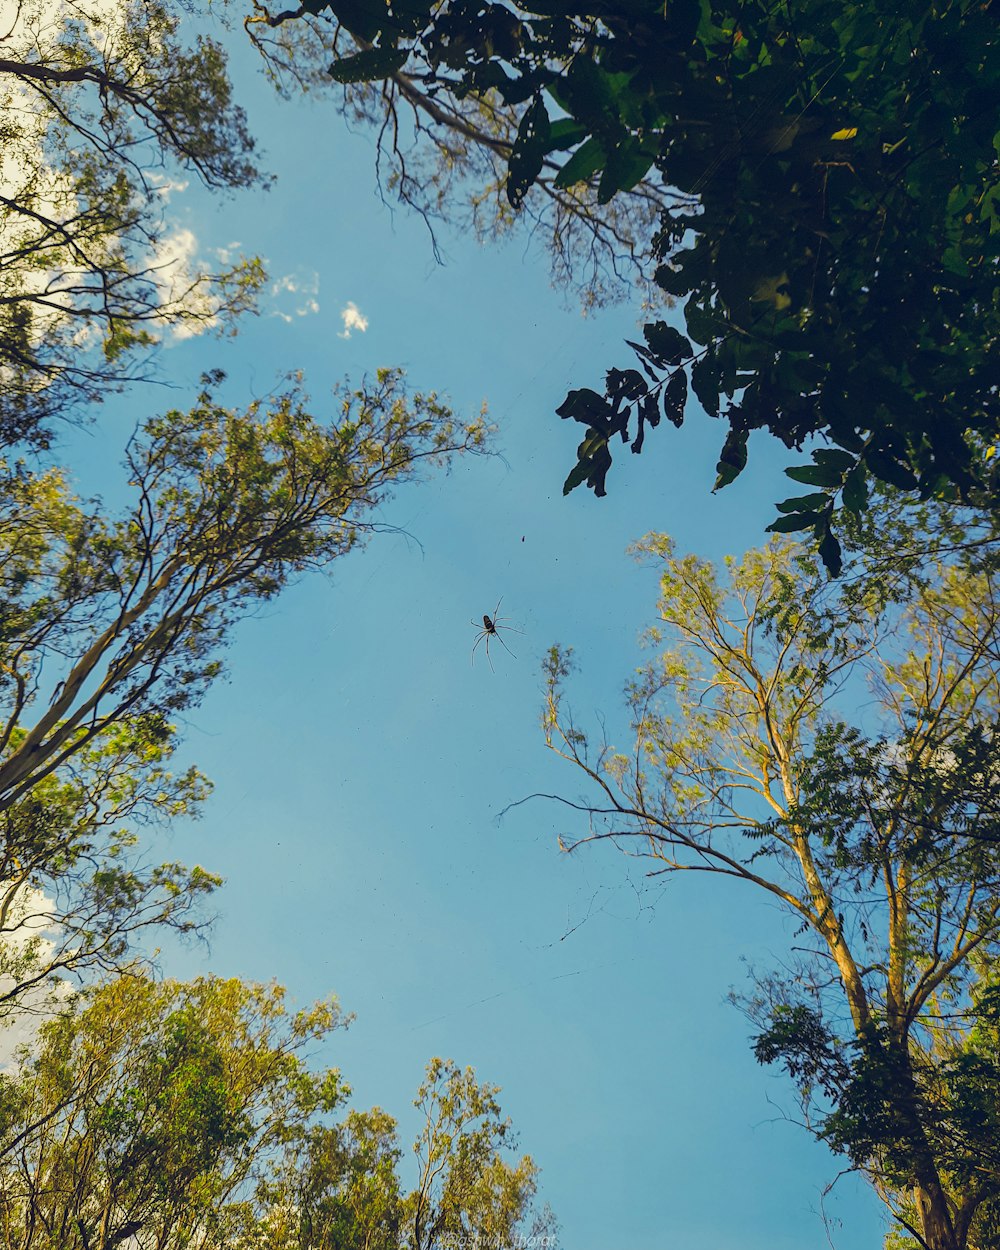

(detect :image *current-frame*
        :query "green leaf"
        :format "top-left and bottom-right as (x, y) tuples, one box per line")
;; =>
(775, 492), (830, 514)
(655, 263), (692, 297)
(784, 462), (846, 488)
(606, 368), (647, 400)
(554, 137), (606, 188)
(864, 449), (919, 490)
(841, 466), (869, 513)
(690, 356), (719, 416)
(562, 457), (593, 494)
(325, 0), (387, 40)
(643, 321), (692, 366)
(556, 388), (612, 428)
(327, 46), (408, 83)
(559, 56), (615, 128)
(507, 96), (551, 208)
(767, 511), (824, 533)
(547, 118), (588, 151)
(714, 428), (748, 490)
(817, 527), (843, 577)
(683, 300), (718, 347)
(813, 449), (856, 472)
(663, 369), (687, 428)
(564, 430), (613, 496)
(598, 140), (655, 203)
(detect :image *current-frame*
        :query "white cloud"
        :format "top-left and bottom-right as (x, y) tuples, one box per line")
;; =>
(0, 885), (74, 1069)
(154, 225), (199, 277)
(0, 3), (248, 360)
(148, 172), (189, 202)
(269, 271), (320, 321)
(214, 241), (243, 266)
(152, 227), (218, 340)
(338, 301), (369, 339)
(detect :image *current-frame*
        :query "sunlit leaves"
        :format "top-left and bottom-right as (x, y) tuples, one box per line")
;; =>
(541, 516), (1000, 1242)
(0, 0), (267, 444)
(0, 976), (350, 1248)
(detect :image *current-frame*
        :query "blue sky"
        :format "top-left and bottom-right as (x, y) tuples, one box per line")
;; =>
(60, 16), (887, 1248)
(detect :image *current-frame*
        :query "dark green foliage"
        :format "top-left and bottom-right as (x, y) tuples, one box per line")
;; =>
(752, 1004), (849, 1101)
(316, 0), (1000, 568)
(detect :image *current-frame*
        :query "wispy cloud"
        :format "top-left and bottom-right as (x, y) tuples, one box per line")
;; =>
(270, 271), (321, 320)
(338, 301), (369, 339)
(148, 172), (189, 202)
(153, 228), (217, 340)
(215, 241), (243, 266)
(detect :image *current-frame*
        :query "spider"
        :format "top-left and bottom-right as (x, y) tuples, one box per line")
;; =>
(471, 597), (523, 671)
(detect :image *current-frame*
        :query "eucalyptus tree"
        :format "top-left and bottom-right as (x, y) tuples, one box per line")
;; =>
(0, 975), (348, 1250)
(0, 975), (556, 1250)
(538, 520), (1000, 1250)
(0, 0), (265, 445)
(258, 1056), (556, 1250)
(0, 369), (483, 1015)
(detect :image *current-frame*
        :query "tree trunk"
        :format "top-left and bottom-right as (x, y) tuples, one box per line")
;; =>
(915, 1181), (961, 1250)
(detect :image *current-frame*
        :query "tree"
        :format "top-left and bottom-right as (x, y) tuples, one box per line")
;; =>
(0, 0), (266, 446)
(402, 1057), (555, 1250)
(244, 0), (673, 309)
(0, 975), (557, 1250)
(255, 1055), (558, 1250)
(255, 1104), (404, 1250)
(0, 368), (483, 1014)
(0, 715), (216, 1025)
(0, 974), (348, 1249)
(537, 519), (1000, 1250)
(270, 0), (1000, 566)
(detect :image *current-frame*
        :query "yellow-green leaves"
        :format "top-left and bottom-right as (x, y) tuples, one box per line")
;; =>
(0, 371), (484, 1020)
(542, 515), (1000, 1243)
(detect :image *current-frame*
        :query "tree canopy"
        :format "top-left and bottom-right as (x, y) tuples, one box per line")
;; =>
(292, 0), (1000, 568)
(0, 4), (569, 1248)
(0, 975), (556, 1250)
(246, 0), (671, 309)
(6, 1), (1000, 1247)
(0, 368), (482, 1013)
(0, 0), (265, 446)
(538, 513), (1000, 1250)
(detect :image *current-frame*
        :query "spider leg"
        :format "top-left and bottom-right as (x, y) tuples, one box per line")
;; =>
(493, 630), (517, 659)
(483, 632), (495, 672)
(471, 630), (488, 664)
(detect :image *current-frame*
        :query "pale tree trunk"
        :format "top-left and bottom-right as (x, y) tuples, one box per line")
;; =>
(914, 1182), (961, 1250)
